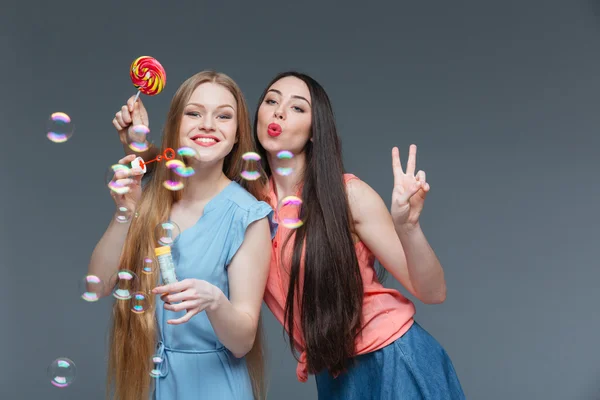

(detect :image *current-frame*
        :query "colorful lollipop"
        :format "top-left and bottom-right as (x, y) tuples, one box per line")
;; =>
(130, 56), (166, 103)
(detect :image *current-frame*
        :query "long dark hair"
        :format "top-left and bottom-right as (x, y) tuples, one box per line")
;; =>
(253, 71), (364, 376)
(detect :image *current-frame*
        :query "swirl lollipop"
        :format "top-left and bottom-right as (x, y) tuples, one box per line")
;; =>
(130, 56), (166, 103)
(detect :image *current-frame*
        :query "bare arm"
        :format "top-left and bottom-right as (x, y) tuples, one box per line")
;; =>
(395, 222), (446, 303)
(207, 217), (272, 357)
(154, 217), (272, 357)
(87, 215), (130, 297)
(347, 179), (446, 304)
(88, 154), (144, 297)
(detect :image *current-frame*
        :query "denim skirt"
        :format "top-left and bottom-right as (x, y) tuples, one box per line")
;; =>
(315, 321), (466, 399)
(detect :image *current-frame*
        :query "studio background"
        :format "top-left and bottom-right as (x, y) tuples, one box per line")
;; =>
(1, 0), (599, 399)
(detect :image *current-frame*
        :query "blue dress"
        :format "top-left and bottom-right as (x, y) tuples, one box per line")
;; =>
(152, 181), (275, 399)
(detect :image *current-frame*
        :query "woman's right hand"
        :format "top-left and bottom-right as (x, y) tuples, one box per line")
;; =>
(109, 154), (144, 212)
(113, 96), (159, 168)
(113, 96), (150, 145)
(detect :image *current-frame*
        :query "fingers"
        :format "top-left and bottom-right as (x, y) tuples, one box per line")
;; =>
(406, 144), (417, 176)
(127, 95), (145, 111)
(118, 154), (138, 165)
(392, 147), (403, 182)
(416, 170), (430, 192)
(167, 309), (198, 325)
(111, 155), (143, 187)
(112, 177), (135, 187)
(112, 118), (122, 132)
(153, 279), (192, 295)
(164, 299), (198, 312)
(393, 179), (421, 204)
(114, 106), (132, 129)
(408, 180), (422, 198)
(162, 289), (195, 304)
(113, 168), (132, 180)
(122, 105), (132, 125)
(110, 168), (142, 194)
(127, 95), (137, 112)
(128, 96), (148, 128)
(115, 98), (143, 135)
(114, 113), (126, 130)
(131, 170), (144, 185)
(132, 101), (144, 126)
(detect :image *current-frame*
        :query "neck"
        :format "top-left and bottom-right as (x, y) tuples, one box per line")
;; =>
(267, 151), (307, 200)
(180, 160), (230, 204)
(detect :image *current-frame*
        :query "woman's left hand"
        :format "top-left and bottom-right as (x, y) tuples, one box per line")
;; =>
(390, 144), (431, 229)
(152, 279), (221, 325)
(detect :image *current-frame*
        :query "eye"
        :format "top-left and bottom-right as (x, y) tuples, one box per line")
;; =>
(185, 111), (201, 117)
(265, 99), (276, 105)
(218, 114), (233, 120)
(292, 106), (304, 113)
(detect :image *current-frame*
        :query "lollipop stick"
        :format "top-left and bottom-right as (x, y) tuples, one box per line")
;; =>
(133, 90), (141, 104)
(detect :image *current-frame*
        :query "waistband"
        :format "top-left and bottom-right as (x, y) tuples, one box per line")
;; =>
(153, 341), (226, 379)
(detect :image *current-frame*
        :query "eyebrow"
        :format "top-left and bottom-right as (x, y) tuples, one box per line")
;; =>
(267, 89), (311, 107)
(186, 102), (235, 111)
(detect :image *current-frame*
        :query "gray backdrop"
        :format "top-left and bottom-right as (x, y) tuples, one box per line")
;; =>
(2, 0), (599, 399)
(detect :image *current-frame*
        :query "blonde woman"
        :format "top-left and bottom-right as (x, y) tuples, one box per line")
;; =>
(89, 71), (274, 399)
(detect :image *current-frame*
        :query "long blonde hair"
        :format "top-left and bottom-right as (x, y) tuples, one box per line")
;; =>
(107, 71), (267, 400)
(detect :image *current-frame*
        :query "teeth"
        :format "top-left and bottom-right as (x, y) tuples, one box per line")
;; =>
(195, 138), (216, 143)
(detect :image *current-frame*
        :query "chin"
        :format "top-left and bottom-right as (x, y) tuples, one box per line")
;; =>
(192, 149), (220, 162)
(257, 134), (282, 152)
(197, 143), (235, 162)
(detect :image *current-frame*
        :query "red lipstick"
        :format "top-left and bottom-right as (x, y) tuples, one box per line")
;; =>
(191, 134), (220, 147)
(268, 123), (282, 137)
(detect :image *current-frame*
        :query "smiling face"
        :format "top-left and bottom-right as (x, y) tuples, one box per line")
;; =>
(256, 76), (313, 156)
(179, 82), (238, 166)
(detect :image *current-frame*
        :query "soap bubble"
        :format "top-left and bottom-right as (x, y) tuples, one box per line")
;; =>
(240, 152), (264, 181)
(47, 358), (76, 388)
(79, 275), (104, 302)
(154, 221), (181, 246)
(277, 196), (304, 229)
(46, 113), (74, 143)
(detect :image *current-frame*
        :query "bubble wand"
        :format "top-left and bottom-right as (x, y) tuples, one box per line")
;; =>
(130, 147), (196, 176)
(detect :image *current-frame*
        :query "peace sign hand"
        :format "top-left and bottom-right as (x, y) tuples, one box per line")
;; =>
(391, 144), (431, 229)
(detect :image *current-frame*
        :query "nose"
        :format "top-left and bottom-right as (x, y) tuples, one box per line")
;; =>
(274, 106), (285, 120)
(199, 116), (215, 131)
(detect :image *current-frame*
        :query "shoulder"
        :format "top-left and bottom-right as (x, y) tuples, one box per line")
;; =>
(343, 172), (360, 185)
(344, 173), (372, 201)
(223, 183), (276, 263)
(223, 182), (274, 230)
(344, 174), (385, 225)
(225, 181), (272, 212)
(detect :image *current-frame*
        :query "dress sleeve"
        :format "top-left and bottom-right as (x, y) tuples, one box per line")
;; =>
(226, 201), (277, 266)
